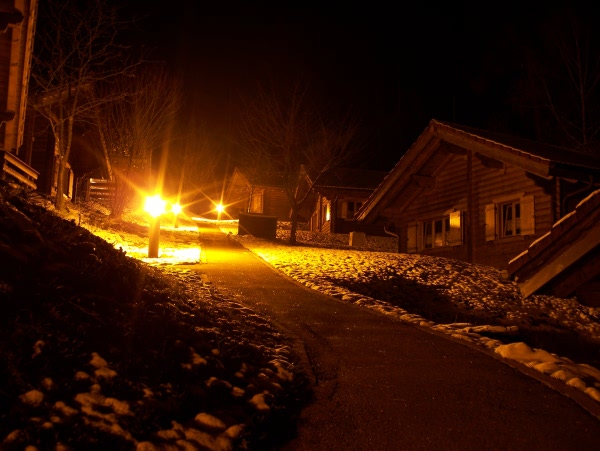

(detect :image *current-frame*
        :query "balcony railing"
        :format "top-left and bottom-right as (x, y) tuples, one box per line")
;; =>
(1, 150), (38, 189)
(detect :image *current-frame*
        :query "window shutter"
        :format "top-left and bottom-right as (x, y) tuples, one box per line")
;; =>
(485, 203), (496, 241)
(520, 195), (535, 236)
(407, 222), (418, 253)
(448, 211), (463, 246)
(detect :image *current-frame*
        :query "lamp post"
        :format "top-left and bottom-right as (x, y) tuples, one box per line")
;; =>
(145, 194), (166, 258)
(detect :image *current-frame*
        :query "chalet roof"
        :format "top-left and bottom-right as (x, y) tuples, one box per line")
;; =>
(507, 189), (600, 299)
(311, 167), (388, 191)
(250, 171), (286, 188)
(357, 119), (600, 222)
(231, 167), (286, 188)
(446, 122), (600, 173)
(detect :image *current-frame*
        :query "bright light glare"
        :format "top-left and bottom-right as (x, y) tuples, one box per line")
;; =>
(145, 195), (167, 217)
(216, 203), (225, 213)
(171, 202), (182, 215)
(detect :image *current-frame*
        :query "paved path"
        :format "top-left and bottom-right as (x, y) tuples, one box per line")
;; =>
(195, 223), (600, 450)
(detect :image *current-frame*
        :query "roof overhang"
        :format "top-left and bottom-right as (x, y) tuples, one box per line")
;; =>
(357, 119), (600, 223)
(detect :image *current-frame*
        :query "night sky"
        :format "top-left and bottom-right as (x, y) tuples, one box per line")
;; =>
(129, 1), (597, 171)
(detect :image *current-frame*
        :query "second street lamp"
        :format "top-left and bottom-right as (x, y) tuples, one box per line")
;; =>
(216, 202), (225, 221)
(172, 202), (182, 228)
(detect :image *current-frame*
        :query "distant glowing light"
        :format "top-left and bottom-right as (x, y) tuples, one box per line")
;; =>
(171, 202), (182, 215)
(145, 195), (167, 218)
(216, 203), (225, 213)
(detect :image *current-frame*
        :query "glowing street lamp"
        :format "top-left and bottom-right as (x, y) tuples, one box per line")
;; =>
(215, 202), (225, 221)
(145, 194), (166, 258)
(171, 202), (182, 228)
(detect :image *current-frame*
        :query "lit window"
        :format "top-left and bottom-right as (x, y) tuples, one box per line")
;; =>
(408, 211), (463, 253)
(423, 217), (452, 248)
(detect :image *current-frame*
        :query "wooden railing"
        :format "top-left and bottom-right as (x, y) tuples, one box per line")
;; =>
(1, 150), (38, 189)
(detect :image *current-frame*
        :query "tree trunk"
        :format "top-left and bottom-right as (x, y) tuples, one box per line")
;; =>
(55, 157), (65, 211)
(94, 101), (113, 182)
(289, 208), (298, 245)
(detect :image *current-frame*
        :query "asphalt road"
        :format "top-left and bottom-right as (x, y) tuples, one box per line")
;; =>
(194, 224), (600, 450)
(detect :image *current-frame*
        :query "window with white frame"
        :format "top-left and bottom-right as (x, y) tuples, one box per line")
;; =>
(407, 210), (463, 253)
(485, 194), (534, 241)
(501, 201), (520, 237)
(423, 217), (450, 248)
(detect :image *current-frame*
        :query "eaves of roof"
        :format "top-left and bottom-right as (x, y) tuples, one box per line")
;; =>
(305, 166), (388, 191)
(357, 119), (600, 223)
(232, 167), (286, 189)
(437, 121), (600, 177)
(356, 121), (444, 222)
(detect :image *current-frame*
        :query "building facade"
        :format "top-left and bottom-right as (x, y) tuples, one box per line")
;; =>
(357, 120), (600, 269)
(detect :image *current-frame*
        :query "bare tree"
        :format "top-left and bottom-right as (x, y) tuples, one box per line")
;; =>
(29, 0), (138, 210)
(508, 8), (600, 155)
(540, 13), (600, 153)
(94, 64), (183, 219)
(239, 82), (362, 244)
(161, 113), (226, 217)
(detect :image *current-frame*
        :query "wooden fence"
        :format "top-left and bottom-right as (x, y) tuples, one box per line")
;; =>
(82, 178), (115, 203)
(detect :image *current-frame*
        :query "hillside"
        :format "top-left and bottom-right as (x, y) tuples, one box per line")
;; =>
(0, 183), (308, 450)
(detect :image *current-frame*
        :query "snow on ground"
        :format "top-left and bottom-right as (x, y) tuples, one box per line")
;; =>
(94, 216), (600, 406)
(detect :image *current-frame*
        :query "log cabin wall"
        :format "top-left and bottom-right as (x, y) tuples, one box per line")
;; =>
(391, 151), (470, 261)
(471, 153), (554, 269)
(1, 0), (36, 156)
(309, 193), (329, 232)
(382, 149), (556, 269)
(224, 168), (290, 220)
(224, 170), (252, 218)
(308, 188), (378, 234)
(261, 186), (289, 220)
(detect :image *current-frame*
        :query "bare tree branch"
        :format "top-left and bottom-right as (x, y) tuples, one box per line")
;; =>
(94, 64), (183, 219)
(238, 81), (362, 244)
(29, 0), (140, 210)
(537, 12), (600, 153)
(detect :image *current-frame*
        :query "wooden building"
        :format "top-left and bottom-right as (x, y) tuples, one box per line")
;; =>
(356, 119), (600, 270)
(224, 167), (290, 220)
(0, 0), (38, 189)
(299, 166), (387, 234)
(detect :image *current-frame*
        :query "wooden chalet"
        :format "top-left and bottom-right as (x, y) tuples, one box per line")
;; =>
(356, 119), (600, 270)
(299, 165), (388, 234)
(0, 0), (38, 189)
(507, 189), (600, 306)
(224, 167), (290, 220)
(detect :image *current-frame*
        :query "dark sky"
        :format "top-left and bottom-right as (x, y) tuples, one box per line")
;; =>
(129, 1), (597, 171)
